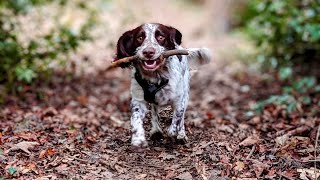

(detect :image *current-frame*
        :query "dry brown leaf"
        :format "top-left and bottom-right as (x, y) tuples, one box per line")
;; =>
(251, 159), (270, 177)
(5, 141), (39, 154)
(21, 163), (38, 175)
(158, 152), (175, 160)
(135, 174), (147, 179)
(55, 164), (69, 172)
(114, 164), (125, 174)
(233, 161), (245, 171)
(39, 150), (47, 159)
(42, 107), (57, 117)
(176, 172), (193, 180)
(39, 148), (55, 159)
(217, 142), (233, 152)
(110, 115), (124, 127)
(218, 125), (234, 133)
(275, 134), (289, 146)
(239, 135), (260, 147)
(297, 168), (320, 180)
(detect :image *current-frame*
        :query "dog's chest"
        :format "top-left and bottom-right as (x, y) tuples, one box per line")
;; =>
(154, 74), (186, 106)
(155, 83), (175, 106)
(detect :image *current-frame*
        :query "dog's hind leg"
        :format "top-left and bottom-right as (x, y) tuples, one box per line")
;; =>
(150, 104), (164, 140)
(167, 95), (189, 144)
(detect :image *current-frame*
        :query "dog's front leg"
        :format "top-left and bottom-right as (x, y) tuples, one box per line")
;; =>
(130, 100), (148, 148)
(150, 104), (164, 140)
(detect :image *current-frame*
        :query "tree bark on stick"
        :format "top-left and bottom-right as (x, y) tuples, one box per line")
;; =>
(106, 49), (189, 70)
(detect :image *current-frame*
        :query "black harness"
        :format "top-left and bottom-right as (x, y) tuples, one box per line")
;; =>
(134, 70), (169, 104)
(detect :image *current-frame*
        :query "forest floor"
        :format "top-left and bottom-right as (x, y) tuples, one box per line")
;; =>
(1, 1), (320, 179)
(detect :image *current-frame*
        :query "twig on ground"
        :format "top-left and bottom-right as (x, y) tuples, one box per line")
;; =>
(246, 145), (256, 159)
(67, 155), (88, 163)
(285, 126), (310, 137)
(314, 125), (320, 179)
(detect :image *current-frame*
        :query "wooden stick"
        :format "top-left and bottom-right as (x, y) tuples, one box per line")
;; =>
(106, 49), (189, 70)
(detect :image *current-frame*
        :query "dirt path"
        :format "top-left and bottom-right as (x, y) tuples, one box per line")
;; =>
(1, 1), (318, 179)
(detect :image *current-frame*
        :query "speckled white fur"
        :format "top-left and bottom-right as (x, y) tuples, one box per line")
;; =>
(129, 23), (211, 147)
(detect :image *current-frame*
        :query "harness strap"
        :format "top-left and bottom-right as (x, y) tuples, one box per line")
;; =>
(134, 70), (169, 104)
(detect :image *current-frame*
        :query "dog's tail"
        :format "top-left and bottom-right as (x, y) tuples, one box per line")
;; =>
(185, 48), (212, 69)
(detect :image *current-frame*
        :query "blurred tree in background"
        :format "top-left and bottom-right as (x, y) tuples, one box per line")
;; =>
(0, 0), (96, 98)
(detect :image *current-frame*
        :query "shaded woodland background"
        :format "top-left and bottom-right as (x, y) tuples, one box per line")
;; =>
(0, 0), (319, 179)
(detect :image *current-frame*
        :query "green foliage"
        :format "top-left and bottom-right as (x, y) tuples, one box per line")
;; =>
(255, 77), (318, 113)
(0, 0), (96, 93)
(239, 1), (320, 114)
(241, 0), (320, 71)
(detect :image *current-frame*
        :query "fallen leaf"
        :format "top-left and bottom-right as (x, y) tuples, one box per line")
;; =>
(42, 107), (57, 117)
(251, 159), (269, 177)
(266, 168), (276, 179)
(5, 141), (39, 154)
(110, 115), (124, 127)
(176, 172), (193, 180)
(275, 134), (289, 146)
(21, 163), (38, 175)
(15, 132), (38, 141)
(218, 125), (234, 133)
(135, 174), (147, 179)
(297, 167), (320, 180)
(55, 164), (69, 173)
(101, 171), (114, 178)
(39, 148), (55, 159)
(114, 164), (125, 174)
(46, 148), (55, 156)
(233, 161), (245, 171)
(77, 95), (88, 106)
(158, 152), (175, 160)
(39, 150), (47, 159)
(217, 142), (233, 152)
(239, 135), (260, 147)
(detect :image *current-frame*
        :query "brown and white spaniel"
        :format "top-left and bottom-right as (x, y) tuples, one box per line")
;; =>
(114, 23), (211, 148)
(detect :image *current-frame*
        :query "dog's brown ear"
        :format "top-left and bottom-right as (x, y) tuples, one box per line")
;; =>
(114, 30), (136, 68)
(169, 27), (182, 46)
(115, 30), (134, 60)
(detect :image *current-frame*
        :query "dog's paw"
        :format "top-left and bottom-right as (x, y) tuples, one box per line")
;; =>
(130, 139), (148, 152)
(131, 135), (148, 148)
(150, 131), (164, 141)
(131, 139), (148, 147)
(167, 126), (178, 137)
(176, 134), (188, 144)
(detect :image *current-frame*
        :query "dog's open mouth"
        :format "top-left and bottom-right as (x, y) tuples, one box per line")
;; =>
(142, 58), (162, 70)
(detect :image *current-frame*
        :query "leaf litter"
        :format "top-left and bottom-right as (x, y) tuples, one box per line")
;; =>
(1, 1), (320, 179)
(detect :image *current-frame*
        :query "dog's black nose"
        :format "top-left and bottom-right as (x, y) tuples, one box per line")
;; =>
(142, 47), (156, 59)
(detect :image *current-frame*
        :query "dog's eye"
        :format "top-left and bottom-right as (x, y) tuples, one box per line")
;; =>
(137, 36), (144, 43)
(157, 35), (165, 41)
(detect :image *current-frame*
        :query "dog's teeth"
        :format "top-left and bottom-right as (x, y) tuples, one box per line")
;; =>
(144, 60), (156, 67)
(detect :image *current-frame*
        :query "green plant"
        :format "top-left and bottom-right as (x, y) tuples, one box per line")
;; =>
(240, 0), (320, 72)
(239, 0), (320, 114)
(255, 77), (319, 113)
(0, 0), (96, 94)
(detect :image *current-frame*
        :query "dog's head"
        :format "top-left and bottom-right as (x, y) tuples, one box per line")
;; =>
(115, 23), (182, 71)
